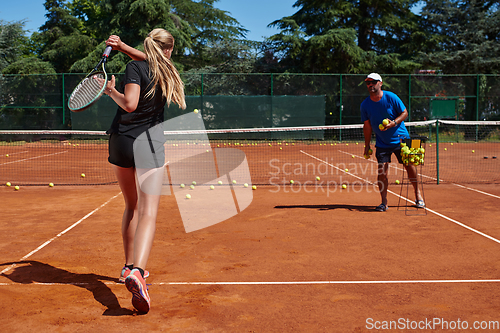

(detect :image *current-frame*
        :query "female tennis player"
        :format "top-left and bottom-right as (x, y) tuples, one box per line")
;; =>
(104, 29), (186, 313)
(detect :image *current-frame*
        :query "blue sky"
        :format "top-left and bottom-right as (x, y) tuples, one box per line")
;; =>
(0, 0), (298, 41)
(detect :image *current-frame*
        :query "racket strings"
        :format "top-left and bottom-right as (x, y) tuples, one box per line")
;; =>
(68, 73), (106, 110)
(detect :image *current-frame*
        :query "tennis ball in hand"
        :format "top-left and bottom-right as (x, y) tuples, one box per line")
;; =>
(379, 124), (385, 130)
(382, 118), (390, 126)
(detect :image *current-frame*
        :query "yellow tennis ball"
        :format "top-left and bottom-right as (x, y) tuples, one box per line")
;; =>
(290, 180), (294, 184)
(382, 118), (389, 126)
(186, 194), (191, 199)
(379, 124), (385, 130)
(49, 183), (54, 187)
(81, 173), (85, 178)
(342, 184), (347, 189)
(232, 180), (237, 184)
(6, 182), (11, 187)
(252, 185), (257, 190)
(5, 154), (9, 157)
(351, 155), (355, 158)
(472, 150), (475, 153)
(345, 168), (349, 172)
(368, 148), (373, 155)
(210, 185), (215, 190)
(14, 185), (20, 190)
(395, 180), (400, 185)
(190, 185), (195, 189)
(218, 180), (223, 185)
(444, 148), (447, 151)
(316, 176), (320, 181)
(193, 109), (199, 114)
(244, 183), (249, 188)
(180, 183), (185, 188)
(192, 181), (197, 185)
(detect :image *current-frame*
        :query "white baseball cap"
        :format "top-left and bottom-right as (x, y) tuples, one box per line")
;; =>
(365, 73), (382, 82)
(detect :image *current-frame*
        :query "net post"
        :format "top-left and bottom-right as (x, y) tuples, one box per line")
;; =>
(436, 120), (440, 184)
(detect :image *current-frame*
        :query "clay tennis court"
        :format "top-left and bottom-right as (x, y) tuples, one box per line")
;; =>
(1, 135), (500, 332)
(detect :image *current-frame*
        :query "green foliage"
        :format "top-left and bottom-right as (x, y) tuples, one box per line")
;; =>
(266, 0), (422, 73)
(417, 0), (500, 73)
(0, 21), (30, 71)
(1, 57), (56, 75)
(5, 0), (500, 75)
(70, 0), (248, 72)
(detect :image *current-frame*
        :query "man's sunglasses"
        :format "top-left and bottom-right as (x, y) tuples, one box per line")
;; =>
(366, 80), (380, 85)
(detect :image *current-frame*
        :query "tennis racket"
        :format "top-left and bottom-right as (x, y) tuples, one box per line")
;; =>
(68, 45), (112, 112)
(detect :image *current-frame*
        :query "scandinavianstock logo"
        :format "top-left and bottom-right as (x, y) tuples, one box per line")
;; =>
(133, 112), (253, 233)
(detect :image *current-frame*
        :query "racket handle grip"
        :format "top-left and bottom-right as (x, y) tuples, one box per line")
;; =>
(103, 45), (112, 57)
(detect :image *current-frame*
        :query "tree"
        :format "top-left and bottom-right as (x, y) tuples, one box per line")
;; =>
(31, 0), (96, 73)
(417, 0), (500, 73)
(70, 0), (248, 73)
(266, 0), (421, 73)
(0, 20), (30, 72)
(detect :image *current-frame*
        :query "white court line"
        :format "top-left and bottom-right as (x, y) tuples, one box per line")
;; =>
(2, 279), (500, 287)
(0, 151), (68, 166)
(301, 150), (500, 245)
(339, 150), (500, 200)
(0, 192), (122, 276)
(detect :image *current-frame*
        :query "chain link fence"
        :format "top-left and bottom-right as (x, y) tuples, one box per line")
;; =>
(1, 73), (500, 130)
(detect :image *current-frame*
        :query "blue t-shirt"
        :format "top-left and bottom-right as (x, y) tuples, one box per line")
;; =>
(360, 91), (409, 148)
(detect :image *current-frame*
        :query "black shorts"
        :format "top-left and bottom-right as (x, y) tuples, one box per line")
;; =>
(109, 131), (166, 169)
(376, 146), (404, 164)
(108, 133), (136, 168)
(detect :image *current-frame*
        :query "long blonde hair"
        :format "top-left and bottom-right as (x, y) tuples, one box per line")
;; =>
(144, 28), (186, 109)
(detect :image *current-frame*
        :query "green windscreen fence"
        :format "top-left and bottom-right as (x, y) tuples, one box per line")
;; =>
(71, 95), (326, 131)
(3, 73), (500, 131)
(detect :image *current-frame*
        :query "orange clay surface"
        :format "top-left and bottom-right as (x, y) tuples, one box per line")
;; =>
(1, 183), (500, 332)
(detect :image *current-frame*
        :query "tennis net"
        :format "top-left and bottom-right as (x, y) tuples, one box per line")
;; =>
(0, 120), (498, 186)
